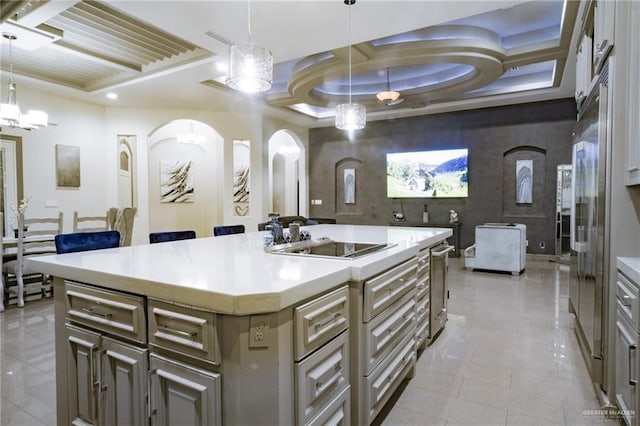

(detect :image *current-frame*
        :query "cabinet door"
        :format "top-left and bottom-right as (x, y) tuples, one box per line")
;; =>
(149, 354), (221, 426)
(615, 312), (638, 426)
(100, 337), (149, 426)
(66, 324), (101, 425)
(627, 1), (640, 186)
(593, 0), (615, 71)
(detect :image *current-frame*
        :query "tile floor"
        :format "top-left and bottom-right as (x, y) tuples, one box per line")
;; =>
(0, 257), (624, 425)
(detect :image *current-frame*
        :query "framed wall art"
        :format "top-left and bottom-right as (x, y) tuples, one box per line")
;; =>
(516, 159), (533, 204)
(56, 144), (81, 188)
(160, 160), (194, 203)
(233, 140), (250, 216)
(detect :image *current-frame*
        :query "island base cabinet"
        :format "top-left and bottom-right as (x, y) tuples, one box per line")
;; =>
(65, 324), (149, 426)
(149, 353), (221, 426)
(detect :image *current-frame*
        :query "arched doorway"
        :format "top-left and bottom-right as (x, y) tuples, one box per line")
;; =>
(268, 130), (307, 217)
(147, 119), (223, 238)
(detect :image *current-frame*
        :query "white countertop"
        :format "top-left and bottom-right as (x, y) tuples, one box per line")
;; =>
(618, 257), (640, 285)
(29, 224), (451, 315)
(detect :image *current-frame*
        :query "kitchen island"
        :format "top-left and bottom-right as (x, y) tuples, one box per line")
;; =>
(30, 224), (451, 425)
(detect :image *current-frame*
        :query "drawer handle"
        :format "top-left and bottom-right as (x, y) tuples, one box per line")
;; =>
(622, 295), (633, 307)
(388, 355), (410, 383)
(159, 323), (198, 338)
(82, 306), (112, 320)
(313, 312), (341, 330)
(630, 344), (637, 386)
(315, 365), (343, 390)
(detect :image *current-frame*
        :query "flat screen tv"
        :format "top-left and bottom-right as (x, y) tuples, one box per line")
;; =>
(386, 148), (468, 198)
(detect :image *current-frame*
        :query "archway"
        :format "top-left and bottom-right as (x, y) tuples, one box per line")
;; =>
(267, 130), (307, 217)
(147, 119), (223, 238)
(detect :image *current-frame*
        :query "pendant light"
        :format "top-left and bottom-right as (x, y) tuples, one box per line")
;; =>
(226, 0), (273, 93)
(335, 0), (366, 130)
(377, 67), (403, 106)
(0, 33), (48, 130)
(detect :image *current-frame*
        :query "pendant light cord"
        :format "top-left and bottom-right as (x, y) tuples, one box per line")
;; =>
(348, 2), (352, 104)
(247, 0), (252, 44)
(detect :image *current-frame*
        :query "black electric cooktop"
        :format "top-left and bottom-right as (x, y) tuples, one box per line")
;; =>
(268, 238), (393, 260)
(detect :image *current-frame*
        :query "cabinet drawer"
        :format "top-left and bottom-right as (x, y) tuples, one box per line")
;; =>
(148, 299), (220, 365)
(295, 331), (349, 425)
(617, 272), (640, 329)
(295, 286), (349, 361)
(416, 277), (429, 301)
(416, 296), (429, 327)
(363, 289), (416, 374)
(307, 385), (350, 426)
(416, 318), (429, 349)
(363, 333), (416, 424)
(364, 258), (417, 322)
(64, 281), (146, 344)
(416, 249), (430, 277)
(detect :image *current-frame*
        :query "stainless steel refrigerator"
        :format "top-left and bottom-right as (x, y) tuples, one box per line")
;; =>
(569, 58), (612, 390)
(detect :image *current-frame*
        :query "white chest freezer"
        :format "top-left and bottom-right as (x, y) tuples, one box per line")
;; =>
(464, 223), (527, 275)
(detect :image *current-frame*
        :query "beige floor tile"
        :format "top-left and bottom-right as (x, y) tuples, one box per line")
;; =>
(0, 257), (617, 425)
(507, 411), (564, 426)
(1, 398), (45, 426)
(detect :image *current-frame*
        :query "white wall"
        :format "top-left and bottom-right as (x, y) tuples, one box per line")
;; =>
(2, 83), (310, 244)
(0, 87), (109, 234)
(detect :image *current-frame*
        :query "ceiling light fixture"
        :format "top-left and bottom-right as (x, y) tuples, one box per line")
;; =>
(177, 122), (204, 145)
(225, 0), (273, 93)
(0, 33), (48, 130)
(377, 67), (403, 106)
(335, 0), (366, 131)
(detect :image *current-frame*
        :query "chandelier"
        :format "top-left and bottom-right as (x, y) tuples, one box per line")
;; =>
(0, 33), (48, 130)
(225, 0), (273, 93)
(335, 0), (366, 130)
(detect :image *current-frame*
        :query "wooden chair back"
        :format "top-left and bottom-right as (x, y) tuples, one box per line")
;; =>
(73, 211), (111, 232)
(20, 212), (63, 256)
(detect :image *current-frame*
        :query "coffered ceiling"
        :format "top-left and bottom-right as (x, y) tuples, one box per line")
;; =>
(0, 1), (579, 127)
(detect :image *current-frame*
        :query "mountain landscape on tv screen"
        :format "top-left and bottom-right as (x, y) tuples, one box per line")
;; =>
(386, 149), (468, 198)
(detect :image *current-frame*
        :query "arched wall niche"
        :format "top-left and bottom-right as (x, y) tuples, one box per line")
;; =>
(147, 119), (224, 238)
(267, 130), (307, 218)
(502, 145), (547, 217)
(117, 136), (136, 209)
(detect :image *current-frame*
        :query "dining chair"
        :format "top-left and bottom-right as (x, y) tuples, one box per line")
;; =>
(110, 207), (136, 246)
(2, 212), (63, 308)
(73, 210), (111, 232)
(213, 224), (245, 236)
(55, 230), (121, 254)
(149, 230), (196, 244)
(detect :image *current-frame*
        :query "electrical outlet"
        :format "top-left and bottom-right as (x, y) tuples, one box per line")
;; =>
(249, 315), (270, 349)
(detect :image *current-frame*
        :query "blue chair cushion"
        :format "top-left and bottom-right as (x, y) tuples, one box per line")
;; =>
(213, 225), (245, 236)
(55, 231), (121, 254)
(149, 230), (196, 244)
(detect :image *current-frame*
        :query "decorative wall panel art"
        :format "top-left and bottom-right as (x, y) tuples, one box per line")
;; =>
(344, 168), (355, 204)
(56, 144), (81, 188)
(233, 140), (250, 216)
(160, 160), (194, 203)
(516, 159), (533, 204)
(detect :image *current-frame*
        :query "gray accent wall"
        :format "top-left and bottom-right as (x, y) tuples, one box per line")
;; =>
(308, 98), (576, 255)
